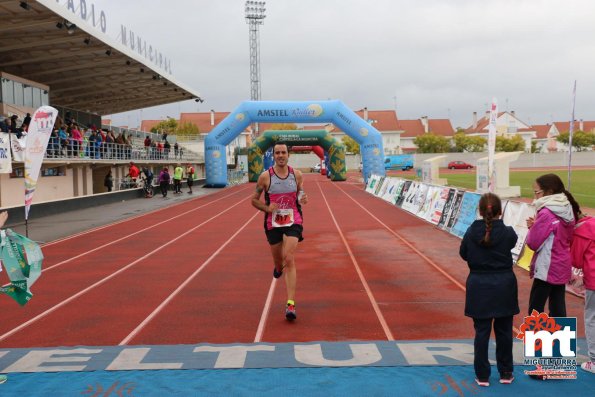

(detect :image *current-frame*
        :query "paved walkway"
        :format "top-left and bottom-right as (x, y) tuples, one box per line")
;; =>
(4, 186), (218, 244)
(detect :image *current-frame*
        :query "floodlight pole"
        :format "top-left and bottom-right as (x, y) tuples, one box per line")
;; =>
(245, 1), (266, 138)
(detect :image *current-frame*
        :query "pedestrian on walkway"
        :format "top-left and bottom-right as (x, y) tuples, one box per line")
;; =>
(158, 167), (170, 197)
(460, 193), (519, 387)
(173, 164), (184, 194)
(186, 163), (195, 194)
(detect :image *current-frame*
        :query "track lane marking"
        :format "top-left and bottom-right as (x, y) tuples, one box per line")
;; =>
(317, 182), (395, 341)
(0, 196), (252, 343)
(254, 279), (278, 343)
(20, 187), (250, 278)
(41, 185), (249, 247)
(119, 211), (260, 345)
(333, 182), (522, 334)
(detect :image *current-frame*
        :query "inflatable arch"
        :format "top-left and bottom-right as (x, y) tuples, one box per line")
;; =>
(248, 130), (346, 182)
(204, 100), (385, 187)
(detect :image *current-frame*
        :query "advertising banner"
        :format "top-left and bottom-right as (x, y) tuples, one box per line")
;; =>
(450, 192), (482, 238)
(438, 188), (457, 229)
(24, 106), (59, 220)
(502, 201), (536, 261)
(430, 187), (452, 225)
(0, 132), (11, 173)
(395, 180), (412, 207)
(10, 134), (26, 162)
(445, 190), (465, 232)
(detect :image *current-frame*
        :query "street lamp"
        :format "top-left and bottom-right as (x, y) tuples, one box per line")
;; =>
(245, 1), (266, 139)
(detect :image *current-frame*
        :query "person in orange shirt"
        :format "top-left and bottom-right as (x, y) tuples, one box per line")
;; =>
(128, 161), (140, 184)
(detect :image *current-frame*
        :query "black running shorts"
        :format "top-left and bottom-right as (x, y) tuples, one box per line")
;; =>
(265, 224), (304, 245)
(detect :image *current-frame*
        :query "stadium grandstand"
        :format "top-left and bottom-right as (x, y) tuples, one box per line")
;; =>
(0, 0), (205, 209)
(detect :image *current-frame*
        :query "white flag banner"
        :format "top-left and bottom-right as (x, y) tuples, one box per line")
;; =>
(24, 106), (58, 220)
(0, 132), (12, 173)
(487, 98), (498, 192)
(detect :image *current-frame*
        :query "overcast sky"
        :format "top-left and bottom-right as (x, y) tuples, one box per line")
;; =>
(102, 0), (595, 130)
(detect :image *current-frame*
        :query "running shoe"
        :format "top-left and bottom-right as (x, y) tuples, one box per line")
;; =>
(0, 375), (7, 384)
(474, 378), (489, 387)
(581, 361), (595, 373)
(499, 372), (514, 384)
(285, 304), (296, 321)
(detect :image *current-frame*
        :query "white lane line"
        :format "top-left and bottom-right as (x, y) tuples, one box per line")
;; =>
(119, 211), (260, 345)
(317, 182), (395, 341)
(333, 183), (466, 291)
(254, 278), (278, 343)
(0, 197), (252, 344)
(42, 185), (248, 247)
(333, 183), (523, 335)
(336, 186), (520, 333)
(36, 188), (250, 275)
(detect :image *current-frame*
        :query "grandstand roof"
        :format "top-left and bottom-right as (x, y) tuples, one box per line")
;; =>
(0, 0), (202, 115)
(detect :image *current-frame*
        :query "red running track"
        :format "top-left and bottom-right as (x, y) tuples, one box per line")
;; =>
(0, 174), (585, 348)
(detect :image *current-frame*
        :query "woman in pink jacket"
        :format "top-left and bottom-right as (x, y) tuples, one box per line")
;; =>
(572, 208), (595, 374)
(525, 174), (579, 317)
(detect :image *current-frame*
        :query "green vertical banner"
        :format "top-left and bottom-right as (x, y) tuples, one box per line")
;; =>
(0, 229), (43, 306)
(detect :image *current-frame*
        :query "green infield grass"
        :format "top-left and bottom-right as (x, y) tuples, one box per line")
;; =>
(404, 169), (595, 209)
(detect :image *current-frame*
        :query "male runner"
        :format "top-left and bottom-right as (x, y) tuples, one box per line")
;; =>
(251, 143), (308, 320)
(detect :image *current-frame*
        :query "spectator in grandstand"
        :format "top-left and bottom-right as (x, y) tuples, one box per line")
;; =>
(128, 162), (140, 184)
(58, 126), (68, 156)
(87, 129), (98, 158)
(157, 140), (164, 159)
(98, 129), (107, 158)
(173, 164), (184, 194)
(123, 132), (132, 159)
(158, 167), (171, 197)
(21, 113), (31, 132)
(70, 123), (83, 157)
(525, 173), (579, 317)
(47, 128), (59, 158)
(150, 139), (157, 160)
(0, 116), (8, 132)
(104, 170), (114, 192)
(571, 205), (595, 374)
(164, 139), (171, 160)
(174, 142), (179, 159)
(106, 130), (116, 159)
(9, 115), (23, 138)
(459, 192), (518, 387)
(186, 163), (195, 194)
(115, 133), (125, 159)
(144, 135), (151, 158)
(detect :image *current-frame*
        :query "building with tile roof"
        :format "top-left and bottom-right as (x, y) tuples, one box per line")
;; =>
(464, 111), (535, 152)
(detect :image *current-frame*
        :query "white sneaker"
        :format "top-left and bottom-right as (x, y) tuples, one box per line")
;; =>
(581, 361), (595, 374)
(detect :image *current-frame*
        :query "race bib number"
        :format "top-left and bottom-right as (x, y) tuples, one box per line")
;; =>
(272, 208), (294, 227)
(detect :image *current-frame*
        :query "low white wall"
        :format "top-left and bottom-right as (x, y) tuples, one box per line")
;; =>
(413, 151), (595, 168)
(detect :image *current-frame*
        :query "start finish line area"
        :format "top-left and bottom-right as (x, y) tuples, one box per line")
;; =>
(0, 340), (593, 396)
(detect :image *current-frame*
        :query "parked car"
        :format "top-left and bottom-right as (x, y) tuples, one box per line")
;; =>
(311, 163), (321, 173)
(447, 161), (474, 170)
